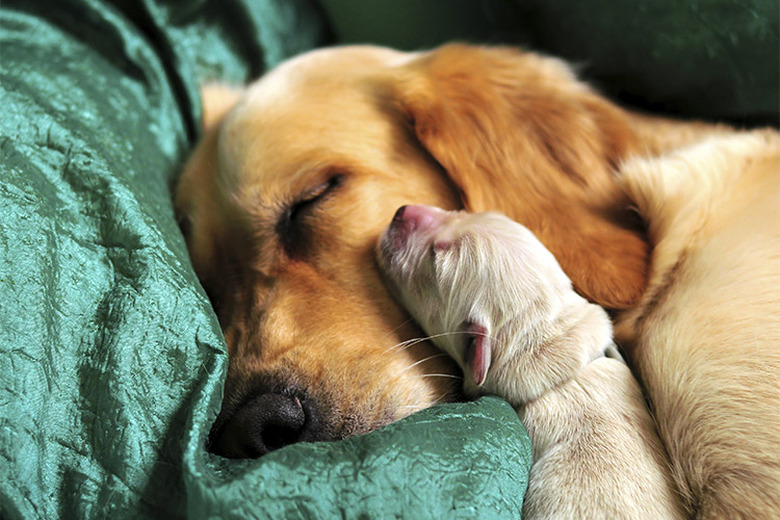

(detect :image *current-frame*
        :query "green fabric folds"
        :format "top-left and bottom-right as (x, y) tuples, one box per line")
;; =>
(1, 1), (532, 518)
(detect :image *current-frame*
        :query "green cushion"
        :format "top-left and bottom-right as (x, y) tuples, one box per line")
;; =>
(0, 1), (532, 518)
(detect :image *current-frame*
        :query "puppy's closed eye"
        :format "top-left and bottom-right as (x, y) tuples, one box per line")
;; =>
(277, 174), (344, 258)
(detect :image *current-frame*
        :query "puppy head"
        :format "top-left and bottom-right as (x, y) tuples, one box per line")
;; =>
(377, 205), (576, 395)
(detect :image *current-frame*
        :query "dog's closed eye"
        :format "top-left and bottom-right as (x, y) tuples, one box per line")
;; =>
(277, 174), (344, 258)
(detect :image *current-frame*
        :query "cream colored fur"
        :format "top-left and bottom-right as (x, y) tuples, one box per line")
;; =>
(378, 207), (685, 519)
(614, 130), (780, 519)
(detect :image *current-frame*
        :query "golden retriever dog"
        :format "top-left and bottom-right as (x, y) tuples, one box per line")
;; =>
(377, 205), (686, 519)
(174, 44), (779, 517)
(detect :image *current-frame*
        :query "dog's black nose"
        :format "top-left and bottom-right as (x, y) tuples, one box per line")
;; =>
(210, 392), (312, 458)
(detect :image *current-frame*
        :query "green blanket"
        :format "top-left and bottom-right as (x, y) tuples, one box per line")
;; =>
(1, 0), (776, 518)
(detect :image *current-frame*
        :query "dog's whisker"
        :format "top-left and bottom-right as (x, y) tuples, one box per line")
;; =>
(397, 353), (449, 375)
(383, 334), (441, 355)
(386, 317), (415, 336)
(430, 390), (451, 405)
(382, 336), (427, 355)
(380, 317), (428, 354)
(383, 330), (499, 356)
(397, 390), (453, 414)
(408, 373), (463, 380)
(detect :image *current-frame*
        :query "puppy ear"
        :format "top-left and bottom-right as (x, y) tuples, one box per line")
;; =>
(393, 45), (649, 309)
(200, 83), (243, 130)
(465, 322), (491, 387)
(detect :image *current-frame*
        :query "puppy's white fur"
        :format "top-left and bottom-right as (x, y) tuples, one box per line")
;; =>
(378, 208), (685, 519)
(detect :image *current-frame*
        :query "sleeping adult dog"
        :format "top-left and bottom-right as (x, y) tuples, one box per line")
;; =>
(174, 44), (779, 518)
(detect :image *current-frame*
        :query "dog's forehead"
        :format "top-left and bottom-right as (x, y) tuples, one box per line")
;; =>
(249, 45), (409, 93)
(216, 49), (415, 196)
(234, 46), (407, 120)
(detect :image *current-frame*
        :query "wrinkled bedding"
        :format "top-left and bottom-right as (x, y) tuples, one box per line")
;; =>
(1, 0), (776, 518)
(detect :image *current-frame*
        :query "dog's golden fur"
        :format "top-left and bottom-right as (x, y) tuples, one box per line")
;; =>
(614, 131), (780, 519)
(175, 44), (779, 517)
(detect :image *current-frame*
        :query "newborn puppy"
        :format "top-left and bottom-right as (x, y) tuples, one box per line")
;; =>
(377, 205), (684, 520)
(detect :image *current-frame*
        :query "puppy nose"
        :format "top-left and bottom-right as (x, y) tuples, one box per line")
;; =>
(210, 392), (311, 458)
(390, 204), (446, 234)
(392, 205), (408, 223)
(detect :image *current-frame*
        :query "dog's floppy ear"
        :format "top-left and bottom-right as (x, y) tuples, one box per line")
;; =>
(465, 322), (491, 387)
(392, 45), (649, 309)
